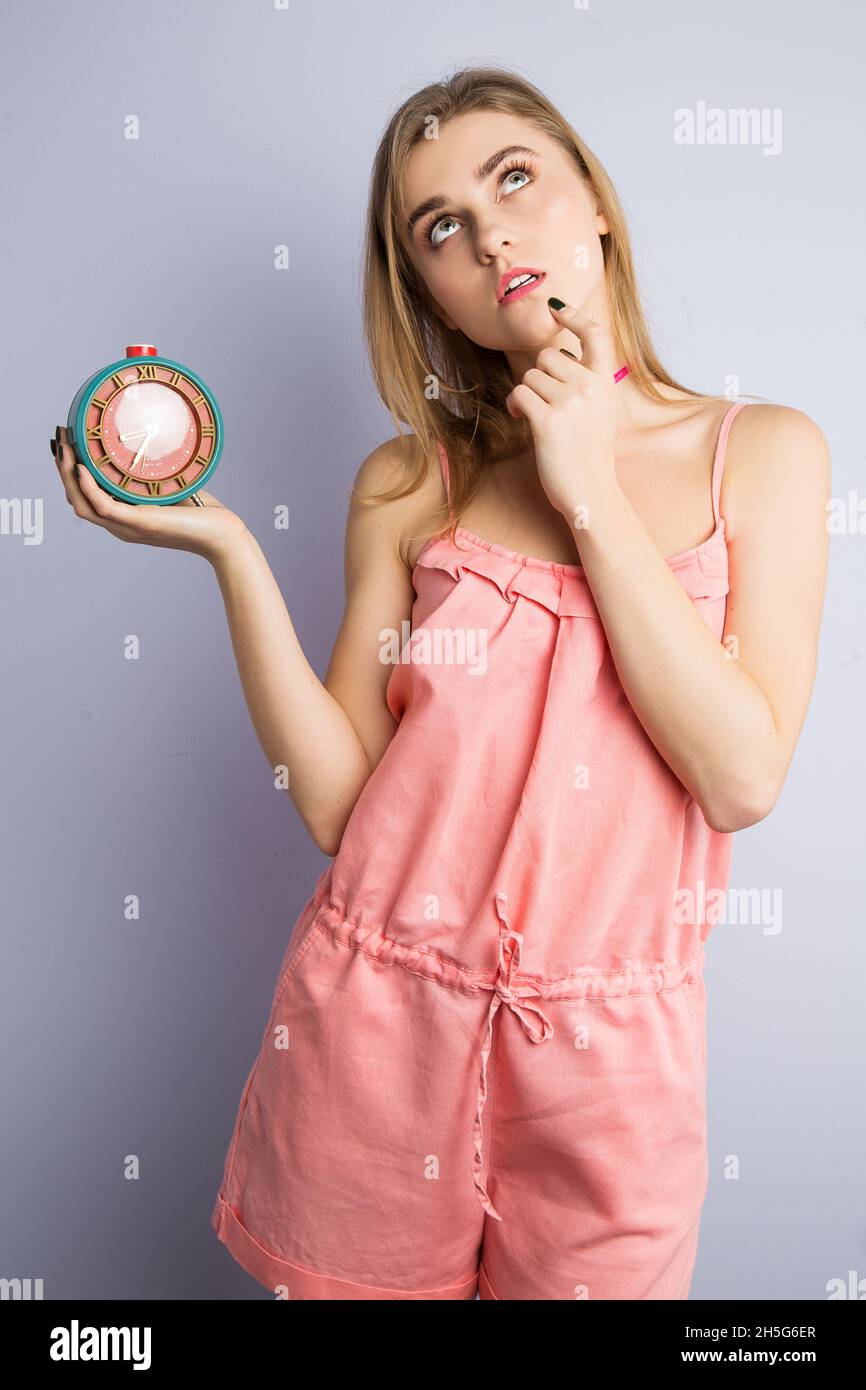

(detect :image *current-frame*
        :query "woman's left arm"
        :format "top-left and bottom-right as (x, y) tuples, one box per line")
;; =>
(508, 304), (831, 834)
(565, 402), (831, 833)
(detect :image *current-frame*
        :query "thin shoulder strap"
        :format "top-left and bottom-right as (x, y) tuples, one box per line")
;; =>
(711, 401), (749, 526)
(435, 437), (452, 508)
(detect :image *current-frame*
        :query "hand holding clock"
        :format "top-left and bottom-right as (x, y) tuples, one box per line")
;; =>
(51, 424), (246, 564)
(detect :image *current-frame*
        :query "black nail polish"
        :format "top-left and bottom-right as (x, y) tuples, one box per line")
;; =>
(50, 439), (56, 457)
(548, 297), (565, 310)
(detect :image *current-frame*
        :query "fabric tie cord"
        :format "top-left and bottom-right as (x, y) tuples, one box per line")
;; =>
(471, 890), (555, 1221)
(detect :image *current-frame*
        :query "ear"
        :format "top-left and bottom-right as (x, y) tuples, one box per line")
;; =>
(594, 201), (610, 237)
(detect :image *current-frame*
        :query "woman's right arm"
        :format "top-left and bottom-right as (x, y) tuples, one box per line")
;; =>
(212, 438), (422, 854)
(53, 426), (431, 858)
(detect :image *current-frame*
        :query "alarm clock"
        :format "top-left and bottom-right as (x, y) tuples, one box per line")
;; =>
(66, 345), (224, 505)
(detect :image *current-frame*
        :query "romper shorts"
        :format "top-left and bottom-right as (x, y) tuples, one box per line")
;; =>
(211, 882), (709, 1301)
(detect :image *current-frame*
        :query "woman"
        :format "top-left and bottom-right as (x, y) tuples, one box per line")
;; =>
(51, 67), (830, 1300)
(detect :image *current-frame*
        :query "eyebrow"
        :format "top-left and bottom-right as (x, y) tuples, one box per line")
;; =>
(405, 144), (540, 238)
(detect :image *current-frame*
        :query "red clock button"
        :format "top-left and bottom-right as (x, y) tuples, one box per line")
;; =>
(125, 344), (158, 357)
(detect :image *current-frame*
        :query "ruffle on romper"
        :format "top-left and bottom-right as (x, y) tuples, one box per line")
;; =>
(414, 518), (731, 615)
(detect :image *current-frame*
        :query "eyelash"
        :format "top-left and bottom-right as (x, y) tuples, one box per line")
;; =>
(423, 159), (535, 249)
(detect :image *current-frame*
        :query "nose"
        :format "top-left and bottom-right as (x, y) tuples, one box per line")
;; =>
(475, 219), (516, 263)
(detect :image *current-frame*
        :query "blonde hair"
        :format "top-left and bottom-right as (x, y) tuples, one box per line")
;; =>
(356, 63), (766, 542)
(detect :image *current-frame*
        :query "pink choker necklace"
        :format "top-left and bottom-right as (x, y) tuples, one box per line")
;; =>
(614, 363), (630, 383)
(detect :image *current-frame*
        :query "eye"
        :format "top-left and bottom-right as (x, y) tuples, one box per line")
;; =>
(500, 164), (532, 193)
(427, 215), (459, 250)
(424, 160), (535, 250)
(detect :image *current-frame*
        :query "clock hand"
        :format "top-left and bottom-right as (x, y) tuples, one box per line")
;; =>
(131, 424), (157, 470)
(123, 422), (160, 442)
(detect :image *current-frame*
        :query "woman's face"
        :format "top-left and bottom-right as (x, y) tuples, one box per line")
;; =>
(400, 110), (611, 367)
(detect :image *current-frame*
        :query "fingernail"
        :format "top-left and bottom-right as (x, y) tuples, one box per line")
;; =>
(50, 439), (56, 457)
(548, 297), (565, 310)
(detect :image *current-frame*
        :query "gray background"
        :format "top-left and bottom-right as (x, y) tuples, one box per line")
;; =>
(1, 0), (863, 1300)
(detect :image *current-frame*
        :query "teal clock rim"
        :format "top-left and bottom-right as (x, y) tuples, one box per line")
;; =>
(69, 355), (224, 506)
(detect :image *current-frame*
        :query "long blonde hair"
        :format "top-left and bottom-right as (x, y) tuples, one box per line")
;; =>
(356, 64), (765, 542)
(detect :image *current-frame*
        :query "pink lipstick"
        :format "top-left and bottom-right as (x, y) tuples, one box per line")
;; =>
(496, 268), (546, 306)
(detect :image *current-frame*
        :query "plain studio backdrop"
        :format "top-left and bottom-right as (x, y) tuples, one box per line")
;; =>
(1, 0), (863, 1300)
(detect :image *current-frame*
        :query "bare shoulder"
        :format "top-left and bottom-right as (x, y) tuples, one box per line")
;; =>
(727, 400), (829, 457)
(350, 432), (413, 488)
(722, 402), (831, 634)
(722, 402), (831, 532)
(348, 432), (446, 573)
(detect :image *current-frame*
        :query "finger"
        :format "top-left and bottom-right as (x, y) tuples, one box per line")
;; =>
(519, 365), (572, 407)
(57, 427), (130, 528)
(75, 456), (145, 528)
(535, 343), (584, 384)
(539, 311), (585, 364)
(507, 381), (547, 425)
(50, 435), (69, 484)
(546, 300), (616, 379)
(54, 427), (101, 522)
(52, 427), (68, 482)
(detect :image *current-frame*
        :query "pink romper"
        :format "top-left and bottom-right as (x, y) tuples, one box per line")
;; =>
(211, 401), (749, 1300)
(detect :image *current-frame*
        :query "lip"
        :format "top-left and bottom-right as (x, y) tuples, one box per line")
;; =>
(496, 267), (546, 305)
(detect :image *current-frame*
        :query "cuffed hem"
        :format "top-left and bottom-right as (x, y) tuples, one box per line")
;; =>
(210, 1193), (479, 1301)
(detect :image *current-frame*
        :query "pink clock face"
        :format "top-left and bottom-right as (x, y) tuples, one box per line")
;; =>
(102, 383), (197, 479)
(84, 362), (217, 499)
